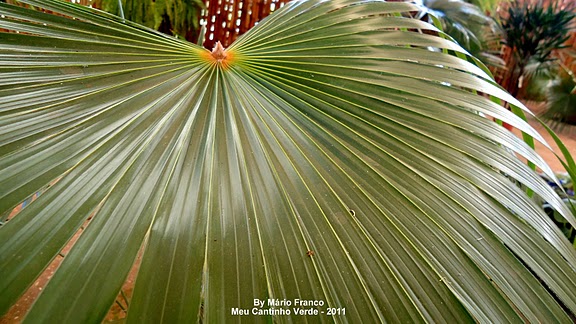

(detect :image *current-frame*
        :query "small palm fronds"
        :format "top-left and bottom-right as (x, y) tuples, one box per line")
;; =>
(540, 65), (576, 131)
(420, 0), (504, 67)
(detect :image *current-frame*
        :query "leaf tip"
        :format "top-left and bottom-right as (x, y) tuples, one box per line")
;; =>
(211, 41), (227, 61)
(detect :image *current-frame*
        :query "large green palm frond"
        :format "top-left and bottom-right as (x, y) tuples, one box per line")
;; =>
(1, 0), (576, 322)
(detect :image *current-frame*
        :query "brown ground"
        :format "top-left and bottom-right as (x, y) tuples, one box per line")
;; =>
(1, 101), (575, 323)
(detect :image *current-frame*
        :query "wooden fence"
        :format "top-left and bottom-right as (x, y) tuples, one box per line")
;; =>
(201, 0), (289, 49)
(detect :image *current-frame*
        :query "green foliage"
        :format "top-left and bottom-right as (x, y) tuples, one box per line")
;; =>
(501, 0), (574, 65)
(93, 0), (204, 39)
(424, 0), (494, 50)
(522, 59), (558, 101)
(467, 0), (507, 13)
(499, 0), (575, 95)
(1, 0), (576, 322)
(421, 0), (504, 67)
(540, 65), (576, 129)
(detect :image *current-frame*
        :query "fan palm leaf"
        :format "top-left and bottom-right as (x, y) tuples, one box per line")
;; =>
(1, 0), (576, 322)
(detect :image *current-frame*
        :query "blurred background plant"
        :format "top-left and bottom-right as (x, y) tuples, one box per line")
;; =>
(540, 63), (576, 129)
(417, 0), (506, 68)
(469, 0), (504, 13)
(91, 0), (205, 41)
(497, 0), (575, 104)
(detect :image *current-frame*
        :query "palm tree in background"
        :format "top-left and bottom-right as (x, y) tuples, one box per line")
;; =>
(499, 0), (575, 99)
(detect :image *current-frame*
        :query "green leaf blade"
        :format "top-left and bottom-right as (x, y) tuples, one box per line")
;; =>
(1, 0), (576, 322)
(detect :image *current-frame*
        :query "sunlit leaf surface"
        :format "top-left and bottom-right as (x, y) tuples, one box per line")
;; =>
(1, 0), (575, 322)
